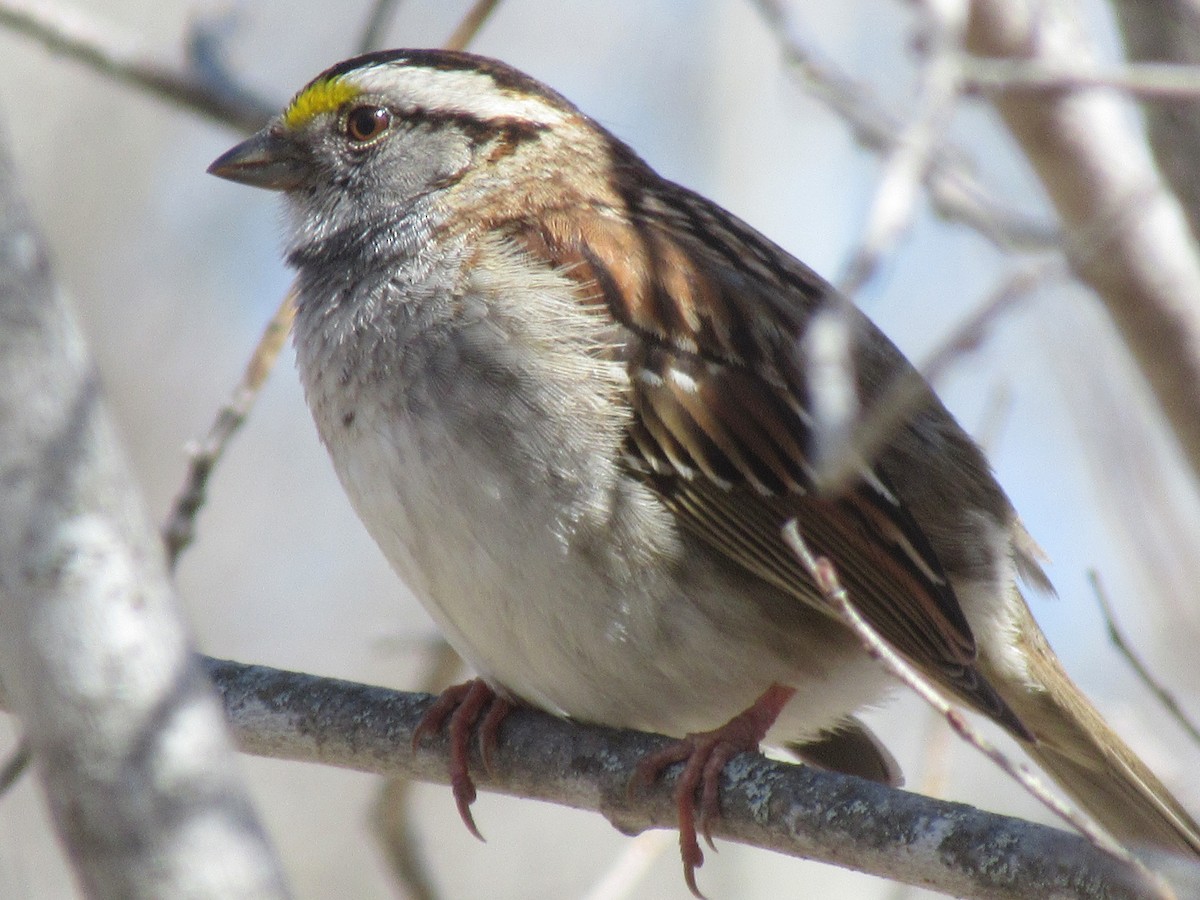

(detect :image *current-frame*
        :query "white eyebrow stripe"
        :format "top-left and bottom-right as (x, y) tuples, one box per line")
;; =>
(350, 64), (570, 127)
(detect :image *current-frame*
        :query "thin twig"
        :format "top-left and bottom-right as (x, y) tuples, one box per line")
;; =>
(1088, 570), (1200, 746)
(0, 0), (274, 132)
(747, 0), (1058, 252)
(779, 522), (1158, 890)
(837, 0), (970, 297)
(443, 0), (502, 53)
(814, 259), (1062, 492)
(963, 58), (1200, 100)
(808, 0), (971, 469)
(0, 741), (30, 794)
(162, 289), (296, 570)
(357, 0), (405, 54)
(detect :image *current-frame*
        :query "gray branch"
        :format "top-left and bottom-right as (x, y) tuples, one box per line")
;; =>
(1109, 0), (1200, 242)
(202, 657), (1162, 900)
(0, 0), (274, 132)
(966, 0), (1200, 489)
(0, 134), (288, 898)
(749, 0), (1059, 252)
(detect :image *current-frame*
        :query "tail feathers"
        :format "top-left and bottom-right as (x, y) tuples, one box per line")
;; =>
(786, 716), (904, 787)
(1025, 734), (1200, 861)
(985, 606), (1200, 863)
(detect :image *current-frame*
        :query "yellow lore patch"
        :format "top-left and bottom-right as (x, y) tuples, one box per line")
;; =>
(283, 78), (362, 129)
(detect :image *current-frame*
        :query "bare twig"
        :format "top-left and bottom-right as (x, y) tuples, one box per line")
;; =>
(966, 0), (1200, 493)
(200, 656), (1158, 900)
(809, 0), (971, 470)
(815, 259), (1062, 492)
(443, 0), (503, 53)
(357, 0), (405, 54)
(748, 0), (1058, 252)
(1088, 571), (1200, 747)
(838, 0), (970, 297)
(162, 289), (296, 570)
(0, 740), (30, 793)
(779, 522), (1154, 888)
(963, 58), (1200, 100)
(0, 0), (274, 132)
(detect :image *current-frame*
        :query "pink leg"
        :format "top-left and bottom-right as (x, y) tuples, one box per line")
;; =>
(412, 678), (515, 840)
(631, 684), (796, 898)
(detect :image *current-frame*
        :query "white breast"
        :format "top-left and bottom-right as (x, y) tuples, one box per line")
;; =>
(291, 242), (891, 741)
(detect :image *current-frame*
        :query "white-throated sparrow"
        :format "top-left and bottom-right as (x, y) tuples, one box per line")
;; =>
(210, 49), (1200, 893)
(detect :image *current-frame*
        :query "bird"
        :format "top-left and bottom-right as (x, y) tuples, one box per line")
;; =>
(209, 48), (1200, 895)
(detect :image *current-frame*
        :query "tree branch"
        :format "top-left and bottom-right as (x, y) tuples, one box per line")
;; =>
(748, 0), (1059, 252)
(357, 0), (405, 55)
(201, 656), (1160, 900)
(966, 0), (1200, 490)
(0, 0), (274, 132)
(1109, 0), (1200, 244)
(836, 0), (971, 298)
(0, 130), (288, 898)
(161, 290), (295, 569)
(962, 58), (1200, 100)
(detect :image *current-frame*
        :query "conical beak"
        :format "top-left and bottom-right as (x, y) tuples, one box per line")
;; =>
(208, 127), (308, 191)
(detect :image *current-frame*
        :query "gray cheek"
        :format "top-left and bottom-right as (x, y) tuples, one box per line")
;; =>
(379, 128), (474, 203)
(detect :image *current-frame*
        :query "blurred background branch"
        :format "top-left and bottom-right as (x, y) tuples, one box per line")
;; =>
(1110, 0), (1200, 242)
(0, 125), (288, 898)
(0, 0), (274, 131)
(967, 0), (1200, 490)
(0, 0), (1198, 897)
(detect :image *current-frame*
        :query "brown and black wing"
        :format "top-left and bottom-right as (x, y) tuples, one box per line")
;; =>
(502, 189), (1028, 738)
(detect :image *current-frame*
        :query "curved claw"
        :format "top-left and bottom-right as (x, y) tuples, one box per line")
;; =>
(626, 684), (796, 898)
(412, 678), (515, 842)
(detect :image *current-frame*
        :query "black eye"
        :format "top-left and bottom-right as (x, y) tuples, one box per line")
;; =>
(345, 105), (391, 143)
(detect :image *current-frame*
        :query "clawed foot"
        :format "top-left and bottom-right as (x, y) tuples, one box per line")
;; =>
(630, 684), (795, 898)
(412, 677), (514, 840)
(413, 679), (793, 897)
